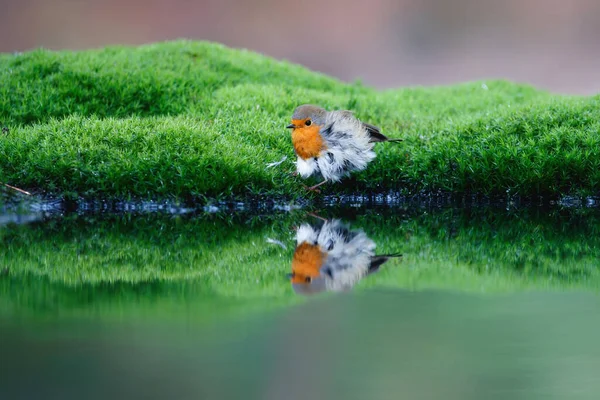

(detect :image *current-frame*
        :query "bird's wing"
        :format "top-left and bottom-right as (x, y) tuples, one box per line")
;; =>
(334, 110), (390, 142)
(320, 110), (363, 143)
(321, 111), (399, 146)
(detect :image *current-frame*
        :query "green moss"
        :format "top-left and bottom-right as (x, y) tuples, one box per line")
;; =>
(1, 40), (599, 198)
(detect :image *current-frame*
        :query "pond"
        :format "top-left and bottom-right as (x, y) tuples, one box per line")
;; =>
(2, 196), (600, 399)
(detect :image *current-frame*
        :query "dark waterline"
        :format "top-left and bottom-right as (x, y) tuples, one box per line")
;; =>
(2, 189), (600, 222)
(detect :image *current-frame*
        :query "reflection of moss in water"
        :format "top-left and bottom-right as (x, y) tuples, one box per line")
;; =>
(2, 207), (600, 312)
(0, 212), (303, 297)
(353, 207), (600, 292)
(0, 275), (298, 322)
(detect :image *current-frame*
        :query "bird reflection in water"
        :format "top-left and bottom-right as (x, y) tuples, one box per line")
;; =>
(287, 215), (401, 295)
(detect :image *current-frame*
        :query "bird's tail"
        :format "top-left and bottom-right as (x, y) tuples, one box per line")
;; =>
(386, 138), (403, 143)
(367, 253), (402, 274)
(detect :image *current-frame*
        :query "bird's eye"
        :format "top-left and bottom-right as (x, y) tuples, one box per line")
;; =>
(305, 119), (312, 126)
(305, 276), (312, 283)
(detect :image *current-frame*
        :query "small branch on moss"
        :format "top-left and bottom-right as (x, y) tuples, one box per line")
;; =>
(2, 183), (32, 196)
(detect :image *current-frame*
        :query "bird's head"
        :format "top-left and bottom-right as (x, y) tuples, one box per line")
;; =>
(286, 104), (327, 131)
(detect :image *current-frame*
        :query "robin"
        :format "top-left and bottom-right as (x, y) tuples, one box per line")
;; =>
(287, 216), (402, 295)
(286, 104), (402, 192)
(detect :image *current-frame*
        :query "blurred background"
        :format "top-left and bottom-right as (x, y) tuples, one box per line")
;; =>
(1, 0), (599, 95)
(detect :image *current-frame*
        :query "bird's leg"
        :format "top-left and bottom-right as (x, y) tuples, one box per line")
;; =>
(307, 211), (327, 222)
(309, 180), (328, 191)
(303, 179), (327, 193)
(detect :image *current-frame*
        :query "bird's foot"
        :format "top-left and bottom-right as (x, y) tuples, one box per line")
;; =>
(302, 180), (328, 193)
(302, 184), (322, 193)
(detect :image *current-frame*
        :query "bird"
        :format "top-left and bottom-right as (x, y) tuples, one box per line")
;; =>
(287, 216), (402, 295)
(286, 104), (402, 192)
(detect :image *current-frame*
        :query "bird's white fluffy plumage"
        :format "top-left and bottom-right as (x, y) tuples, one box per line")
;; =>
(296, 157), (318, 178)
(295, 111), (376, 182)
(295, 219), (377, 292)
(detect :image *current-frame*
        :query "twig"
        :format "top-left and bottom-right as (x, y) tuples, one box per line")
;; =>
(2, 183), (32, 196)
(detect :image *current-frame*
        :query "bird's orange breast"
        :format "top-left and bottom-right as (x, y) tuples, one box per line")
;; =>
(291, 122), (325, 160)
(291, 242), (325, 284)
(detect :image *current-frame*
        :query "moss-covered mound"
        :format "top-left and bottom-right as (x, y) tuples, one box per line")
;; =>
(1, 40), (599, 199)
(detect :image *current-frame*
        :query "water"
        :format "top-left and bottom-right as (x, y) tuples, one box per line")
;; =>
(2, 197), (600, 399)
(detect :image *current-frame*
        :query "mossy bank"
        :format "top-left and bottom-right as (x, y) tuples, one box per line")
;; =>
(1, 40), (599, 200)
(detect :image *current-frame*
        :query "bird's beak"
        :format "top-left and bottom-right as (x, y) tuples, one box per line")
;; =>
(286, 124), (295, 129)
(285, 272), (294, 279)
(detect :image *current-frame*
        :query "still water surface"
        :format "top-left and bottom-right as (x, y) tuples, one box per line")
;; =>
(1, 198), (600, 399)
